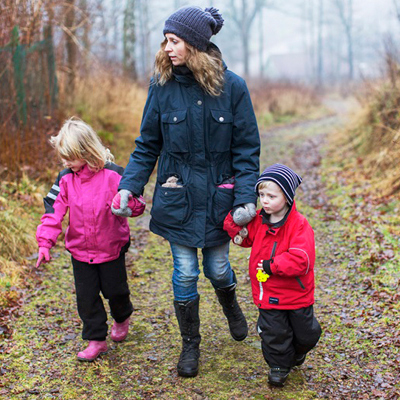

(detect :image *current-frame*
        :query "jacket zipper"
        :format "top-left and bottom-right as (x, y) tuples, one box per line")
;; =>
(296, 277), (305, 290)
(259, 241), (278, 302)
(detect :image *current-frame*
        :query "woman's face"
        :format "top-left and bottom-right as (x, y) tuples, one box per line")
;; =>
(164, 33), (188, 66)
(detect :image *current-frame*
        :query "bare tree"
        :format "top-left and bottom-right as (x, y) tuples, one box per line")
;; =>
(137, 0), (151, 78)
(393, 0), (400, 22)
(229, 0), (273, 77)
(331, 0), (354, 81)
(77, 0), (90, 74)
(123, 0), (137, 79)
(64, 0), (77, 93)
(317, 0), (324, 87)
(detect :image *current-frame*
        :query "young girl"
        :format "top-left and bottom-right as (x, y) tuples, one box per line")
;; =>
(36, 118), (145, 362)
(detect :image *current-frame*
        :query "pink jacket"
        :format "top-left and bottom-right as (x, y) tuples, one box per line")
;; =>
(37, 163), (135, 264)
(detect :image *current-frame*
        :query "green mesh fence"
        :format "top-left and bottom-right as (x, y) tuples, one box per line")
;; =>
(0, 25), (58, 125)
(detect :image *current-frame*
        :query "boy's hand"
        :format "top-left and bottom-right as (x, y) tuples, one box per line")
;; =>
(36, 247), (51, 268)
(111, 190), (133, 217)
(258, 259), (273, 275)
(232, 203), (256, 226)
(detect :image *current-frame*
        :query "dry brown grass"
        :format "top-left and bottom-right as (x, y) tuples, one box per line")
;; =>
(0, 176), (45, 308)
(332, 74), (400, 198)
(58, 71), (148, 165)
(248, 80), (326, 127)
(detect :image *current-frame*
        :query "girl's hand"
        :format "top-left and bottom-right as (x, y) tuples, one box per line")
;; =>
(36, 247), (51, 268)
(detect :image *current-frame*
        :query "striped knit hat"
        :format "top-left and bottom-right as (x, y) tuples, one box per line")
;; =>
(255, 164), (302, 205)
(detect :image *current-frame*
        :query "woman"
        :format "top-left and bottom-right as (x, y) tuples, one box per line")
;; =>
(112, 6), (260, 377)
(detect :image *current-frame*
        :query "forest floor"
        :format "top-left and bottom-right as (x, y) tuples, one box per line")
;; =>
(1, 96), (400, 399)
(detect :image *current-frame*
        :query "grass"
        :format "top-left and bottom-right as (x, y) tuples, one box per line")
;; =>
(248, 80), (331, 129)
(333, 57), (400, 197)
(0, 176), (45, 308)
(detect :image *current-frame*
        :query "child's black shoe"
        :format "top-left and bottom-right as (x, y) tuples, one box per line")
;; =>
(268, 367), (290, 387)
(295, 354), (306, 366)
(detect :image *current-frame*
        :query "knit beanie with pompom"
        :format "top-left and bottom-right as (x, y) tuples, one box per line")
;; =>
(163, 6), (224, 51)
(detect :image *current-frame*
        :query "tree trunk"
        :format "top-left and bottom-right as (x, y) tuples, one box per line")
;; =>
(317, 0), (324, 88)
(65, 0), (77, 95)
(123, 0), (137, 80)
(79, 0), (90, 75)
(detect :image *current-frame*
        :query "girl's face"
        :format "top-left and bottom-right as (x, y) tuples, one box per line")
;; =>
(62, 158), (86, 172)
(164, 33), (188, 66)
(258, 181), (289, 219)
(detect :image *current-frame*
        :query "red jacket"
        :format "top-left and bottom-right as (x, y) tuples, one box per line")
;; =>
(224, 201), (315, 310)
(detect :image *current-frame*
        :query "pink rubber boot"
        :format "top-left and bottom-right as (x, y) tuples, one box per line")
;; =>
(77, 340), (107, 362)
(110, 317), (130, 342)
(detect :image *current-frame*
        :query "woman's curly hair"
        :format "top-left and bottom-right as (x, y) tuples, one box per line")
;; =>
(153, 39), (225, 97)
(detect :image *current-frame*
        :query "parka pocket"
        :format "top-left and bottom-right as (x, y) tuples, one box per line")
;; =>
(161, 110), (189, 153)
(151, 183), (190, 228)
(213, 186), (234, 227)
(209, 109), (233, 152)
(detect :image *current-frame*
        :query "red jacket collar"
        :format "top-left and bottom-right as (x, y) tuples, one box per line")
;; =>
(258, 200), (297, 233)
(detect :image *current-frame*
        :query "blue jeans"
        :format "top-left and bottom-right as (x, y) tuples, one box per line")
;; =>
(170, 241), (235, 301)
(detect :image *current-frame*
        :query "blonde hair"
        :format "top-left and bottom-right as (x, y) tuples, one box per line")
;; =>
(50, 118), (114, 172)
(258, 181), (277, 191)
(153, 39), (225, 97)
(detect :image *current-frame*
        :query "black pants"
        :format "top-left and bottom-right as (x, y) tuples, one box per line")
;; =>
(71, 252), (133, 341)
(257, 305), (321, 368)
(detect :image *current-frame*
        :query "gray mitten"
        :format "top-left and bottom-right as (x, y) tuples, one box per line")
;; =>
(111, 189), (132, 217)
(232, 203), (256, 226)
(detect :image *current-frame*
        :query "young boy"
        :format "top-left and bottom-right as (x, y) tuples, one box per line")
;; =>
(224, 164), (321, 387)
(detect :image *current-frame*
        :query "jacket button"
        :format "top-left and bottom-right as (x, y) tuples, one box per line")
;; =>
(90, 259), (93, 263)
(219, 116), (224, 122)
(173, 116), (177, 122)
(197, 100), (202, 105)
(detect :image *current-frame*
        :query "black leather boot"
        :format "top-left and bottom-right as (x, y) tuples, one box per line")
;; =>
(268, 367), (290, 387)
(174, 295), (201, 377)
(214, 282), (248, 341)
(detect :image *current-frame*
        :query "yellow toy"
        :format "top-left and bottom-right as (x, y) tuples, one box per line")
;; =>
(256, 269), (270, 282)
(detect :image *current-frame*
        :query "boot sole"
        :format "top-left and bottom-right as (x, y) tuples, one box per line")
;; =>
(231, 332), (248, 341)
(177, 368), (199, 378)
(77, 350), (108, 362)
(111, 335), (128, 342)
(268, 380), (286, 387)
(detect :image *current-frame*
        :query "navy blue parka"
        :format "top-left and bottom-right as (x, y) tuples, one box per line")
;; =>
(119, 60), (260, 248)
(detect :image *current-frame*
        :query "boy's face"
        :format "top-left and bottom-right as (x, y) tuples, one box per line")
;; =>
(258, 181), (288, 218)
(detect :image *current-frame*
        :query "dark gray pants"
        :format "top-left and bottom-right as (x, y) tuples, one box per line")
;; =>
(72, 252), (133, 341)
(257, 305), (321, 368)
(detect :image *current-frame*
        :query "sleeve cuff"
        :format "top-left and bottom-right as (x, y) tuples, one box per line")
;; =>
(262, 259), (273, 275)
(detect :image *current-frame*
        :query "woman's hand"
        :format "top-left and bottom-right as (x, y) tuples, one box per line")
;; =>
(232, 203), (256, 226)
(111, 190), (133, 217)
(36, 247), (51, 268)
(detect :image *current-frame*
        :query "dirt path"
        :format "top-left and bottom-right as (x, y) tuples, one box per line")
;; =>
(2, 101), (399, 399)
